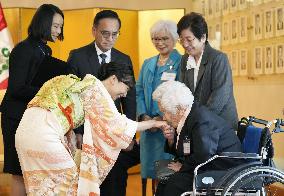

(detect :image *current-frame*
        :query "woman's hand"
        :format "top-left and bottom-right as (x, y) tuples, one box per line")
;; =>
(137, 119), (168, 132)
(150, 116), (163, 132)
(153, 120), (168, 129)
(168, 161), (182, 172)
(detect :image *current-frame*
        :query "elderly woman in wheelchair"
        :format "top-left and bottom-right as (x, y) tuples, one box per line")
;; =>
(153, 80), (284, 196)
(152, 80), (245, 196)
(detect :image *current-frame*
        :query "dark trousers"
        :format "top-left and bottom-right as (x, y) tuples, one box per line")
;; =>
(155, 172), (193, 196)
(100, 141), (140, 196)
(1, 114), (22, 175)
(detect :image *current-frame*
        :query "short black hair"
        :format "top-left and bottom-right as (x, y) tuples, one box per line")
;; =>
(93, 10), (121, 29)
(97, 62), (135, 88)
(177, 12), (208, 41)
(28, 4), (64, 41)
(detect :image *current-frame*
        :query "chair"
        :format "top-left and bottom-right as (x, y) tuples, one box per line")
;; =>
(181, 117), (284, 196)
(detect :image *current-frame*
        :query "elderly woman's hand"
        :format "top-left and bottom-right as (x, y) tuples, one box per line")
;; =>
(168, 161), (182, 172)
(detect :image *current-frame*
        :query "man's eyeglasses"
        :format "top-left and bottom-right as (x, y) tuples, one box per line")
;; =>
(178, 37), (196, 45)
(100, 31), (120, 39)
(152, 37), (170, 43)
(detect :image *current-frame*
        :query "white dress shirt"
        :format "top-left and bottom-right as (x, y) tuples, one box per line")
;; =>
(186, 52), (204, 91)
(95, 42), (111, 64)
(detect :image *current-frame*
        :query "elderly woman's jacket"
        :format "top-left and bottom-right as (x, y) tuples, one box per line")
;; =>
(165, 101), (242, 173)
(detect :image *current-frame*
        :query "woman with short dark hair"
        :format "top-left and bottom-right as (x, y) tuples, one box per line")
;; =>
(177, 12), (238, 131)
(0, 4), (64, 195)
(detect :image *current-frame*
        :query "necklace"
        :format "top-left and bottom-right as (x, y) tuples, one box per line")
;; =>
(158, 56), (169, 64)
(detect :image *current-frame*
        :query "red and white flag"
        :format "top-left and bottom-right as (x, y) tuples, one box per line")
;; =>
(0, 2), (13, 89)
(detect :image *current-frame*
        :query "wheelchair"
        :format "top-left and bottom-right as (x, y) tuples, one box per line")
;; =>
(181, 116), (284, 196)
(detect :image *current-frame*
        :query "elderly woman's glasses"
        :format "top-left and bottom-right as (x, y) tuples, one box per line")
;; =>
(152, 36), (170, 43)
(100, 31), (120, 39)
(178, 37), (195, 45)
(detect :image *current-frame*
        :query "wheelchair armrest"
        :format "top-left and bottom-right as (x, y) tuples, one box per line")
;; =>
(219, 152), (261, 159)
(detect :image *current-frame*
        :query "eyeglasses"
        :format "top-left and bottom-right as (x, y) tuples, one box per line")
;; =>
(152, 37), (170, 43)
(100, 31), (120, 39)
(178, 37), (196, 45)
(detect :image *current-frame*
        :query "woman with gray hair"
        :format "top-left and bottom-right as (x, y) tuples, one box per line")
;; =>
(153, 81), (242, 196)
(136, 20), (181, 193)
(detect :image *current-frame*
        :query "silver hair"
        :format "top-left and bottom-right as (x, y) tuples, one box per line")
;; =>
(150, 20), (179, 42)
(153, 81), (194, 114)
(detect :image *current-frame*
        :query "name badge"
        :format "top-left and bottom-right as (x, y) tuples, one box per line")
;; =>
(183, 137), (190, 155)
(161, 72), (176, 81)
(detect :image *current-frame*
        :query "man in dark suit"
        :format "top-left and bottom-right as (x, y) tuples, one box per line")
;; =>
(67, 10), (139, 196)
(152, 81), (242, 196)
(177, 12), (238, 130)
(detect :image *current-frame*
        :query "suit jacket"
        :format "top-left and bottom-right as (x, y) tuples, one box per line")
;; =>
(165, 102), (242, 173)
(179, 42), (238, 130)
(0, 36), (51, 120)
(68, 41), (136, 134)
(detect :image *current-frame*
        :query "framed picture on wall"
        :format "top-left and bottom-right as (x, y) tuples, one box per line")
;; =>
(231, 18), (238, 43)
(208, 25), (215, 41)
(239, 0), (247, 10)
(253, 47), (263, 75)
(276, 44), (284, 73)
(206, 0), (214, 18)
(239, 16), (248, 42)
(264, 45), (274, 74)
(230, 0), (237, 12)
(252, 0), (261, 6)
(216, 22), (221, 33)
(215, 0), (221, 17)
(231, 50), (239, 76)
(201, 0), (206, 16)
(222, 0), (229, 15)
(264, 9), (273, 38)
(276, 7), (284, 36)
(222, 20), (230, 45)
(253, 12), (263, 40)
(239, 49), (248, 76)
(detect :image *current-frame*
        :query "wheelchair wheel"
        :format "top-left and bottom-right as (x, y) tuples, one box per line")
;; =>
(221, 166), (284, 196)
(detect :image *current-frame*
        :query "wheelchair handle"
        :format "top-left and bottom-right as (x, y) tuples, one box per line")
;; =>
(248, 116), (268, 125)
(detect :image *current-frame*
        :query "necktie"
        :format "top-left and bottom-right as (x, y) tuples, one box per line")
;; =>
(100, 53), (107, 65)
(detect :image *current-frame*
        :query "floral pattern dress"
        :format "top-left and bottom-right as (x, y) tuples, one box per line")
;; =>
(15, 74), (137, 195)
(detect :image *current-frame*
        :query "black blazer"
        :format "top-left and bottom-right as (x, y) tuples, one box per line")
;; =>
(165, 102), (242, 173)
(179, 42), (238, 130)
(0, 36), (51, 120)
(68, 42), (136, 133)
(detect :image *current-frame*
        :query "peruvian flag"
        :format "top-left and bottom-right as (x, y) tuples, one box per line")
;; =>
(0, 2), (13, 89)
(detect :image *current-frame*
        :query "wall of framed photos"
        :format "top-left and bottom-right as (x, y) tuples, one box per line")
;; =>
(202, 0), (284, 77)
